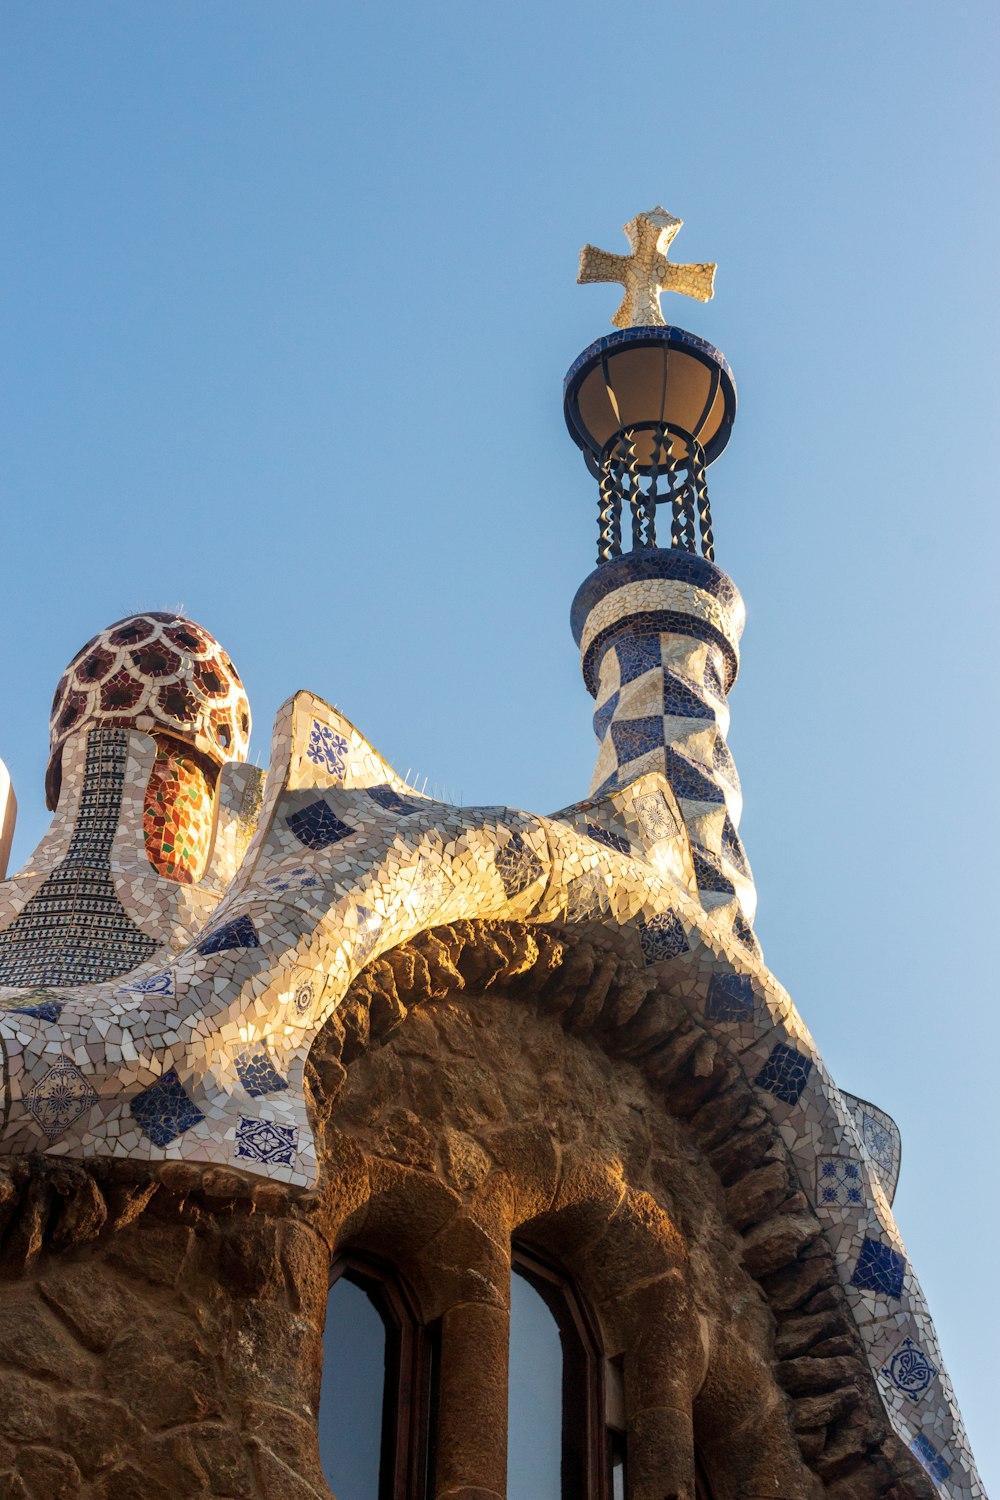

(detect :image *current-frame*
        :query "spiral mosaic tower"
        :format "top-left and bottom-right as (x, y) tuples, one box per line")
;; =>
(568, 210), (756, 945)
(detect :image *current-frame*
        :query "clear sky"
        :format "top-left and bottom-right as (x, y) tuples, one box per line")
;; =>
(1, 0), (998, 1487)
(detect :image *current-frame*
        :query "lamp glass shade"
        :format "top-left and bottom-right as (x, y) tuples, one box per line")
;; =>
(564, 327), (736, 468)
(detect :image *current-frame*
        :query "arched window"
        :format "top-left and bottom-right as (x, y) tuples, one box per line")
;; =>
(508, 1247), (622, 1500)
(319, 1254), (434, 1500)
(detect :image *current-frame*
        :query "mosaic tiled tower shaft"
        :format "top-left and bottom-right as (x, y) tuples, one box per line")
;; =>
(564, 261), (757, 939)
(571, 547), (756, 926)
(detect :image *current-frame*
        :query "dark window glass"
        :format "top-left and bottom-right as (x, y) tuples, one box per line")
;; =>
(319, 1257), (433, 1500)
(610, 1430), (627, 1500)
(320, 1273), (386, 1499)
(508, 1248), (614, 1500)
(508, 1265), (564, 1498)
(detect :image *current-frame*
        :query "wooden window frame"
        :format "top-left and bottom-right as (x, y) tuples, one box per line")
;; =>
(328, 1252), (436, 1500)
(511, 1245), (614, 1500)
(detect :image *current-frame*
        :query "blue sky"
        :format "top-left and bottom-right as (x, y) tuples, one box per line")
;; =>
(1, 0), (998, 1486)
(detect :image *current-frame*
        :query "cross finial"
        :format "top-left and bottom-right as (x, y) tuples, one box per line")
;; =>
(578, 206), (717, 329)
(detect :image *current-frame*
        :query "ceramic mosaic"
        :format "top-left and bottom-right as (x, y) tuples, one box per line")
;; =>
(571, 548), (756, 941)
(143, 742), (217, 883)
(0, 675), (982, 1497)
(46, 611), (250, 811)
(0, 729), (159, 986)
(0, 216), (984, 1496)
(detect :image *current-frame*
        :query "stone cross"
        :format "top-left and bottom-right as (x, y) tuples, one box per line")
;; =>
(578, 207), (716, 329)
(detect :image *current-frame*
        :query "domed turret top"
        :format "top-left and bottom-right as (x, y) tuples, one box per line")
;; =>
(47, 612), (250, 809)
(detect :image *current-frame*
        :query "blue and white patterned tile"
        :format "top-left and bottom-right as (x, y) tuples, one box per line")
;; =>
(882, 1335), (939, 1402)
(235, 1115), (298, 1167)
(816, 1155), (866, 1210)
(26, 1060), (98, 1140)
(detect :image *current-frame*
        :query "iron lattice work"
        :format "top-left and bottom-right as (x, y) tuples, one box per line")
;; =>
(596, 422), (715, 564)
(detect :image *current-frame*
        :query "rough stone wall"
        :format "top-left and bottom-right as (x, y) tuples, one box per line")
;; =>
(0, 921), (935, 1500)
(0, 1157), (331, 1500)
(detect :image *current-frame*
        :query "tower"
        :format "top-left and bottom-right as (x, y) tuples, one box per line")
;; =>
(0, 210), (984, 1500)
(565, 217), (754, 944)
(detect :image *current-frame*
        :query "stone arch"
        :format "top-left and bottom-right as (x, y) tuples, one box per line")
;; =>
(0, 917), (932, 1500)
(307, 919), (832, 1500)
(302, 917), (931, 1500)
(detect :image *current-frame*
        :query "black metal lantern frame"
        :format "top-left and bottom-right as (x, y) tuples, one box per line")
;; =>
(563, 326), (736, 569)
(597, 421), (714, 564)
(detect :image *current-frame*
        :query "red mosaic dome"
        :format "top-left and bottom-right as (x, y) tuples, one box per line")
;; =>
(47, 612), (251, 809)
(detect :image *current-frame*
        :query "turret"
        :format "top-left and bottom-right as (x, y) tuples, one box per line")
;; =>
(566, 208), (756, 949)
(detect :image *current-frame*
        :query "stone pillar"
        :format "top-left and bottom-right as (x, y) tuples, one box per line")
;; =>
(406, 1208), (512, 1500)
(619, 1279), (700, 1500)
(433, 1299), (509, 1500)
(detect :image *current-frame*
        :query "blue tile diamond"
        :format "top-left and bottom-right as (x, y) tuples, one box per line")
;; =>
(721, 816), (750, 878)
(662, 671), (715, 720)
(12, 1001), (63, 1022)
(755, 1043), (812, 1106)
(3, 986), (65, 1023)
(611, 717), (664, 764)
(712, 736), (741, 790)
(706, 974), (755, 1022)
(494, 833), (543, 899)
(263, 868), (320, 895)
(408, 857), (450, 920)
(353, 905), (383, 966)
(130, 1069), (204, 1146)
(286, 800), (355, 850)
(910, 1434), (950, 1485)
(703, 652), (725, 700)
(732, 910), (761, 957)
(592, 691), (619, 742)
(367, 785), (419, 815)
(234, 1042), (288, 1098)
(591, 770), (619, 799)
(615, 634), (661, 686)
(566, 870), (608, 922)
(850, 1237), (906, 1299)
(664, 746), (726, 804)
(584, 822), (630, 855)
(197, 915), (260, 956)
(692, 847), (736, 895)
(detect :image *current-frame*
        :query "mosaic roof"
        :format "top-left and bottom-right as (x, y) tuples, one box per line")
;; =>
(46, 611), (250, 810)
